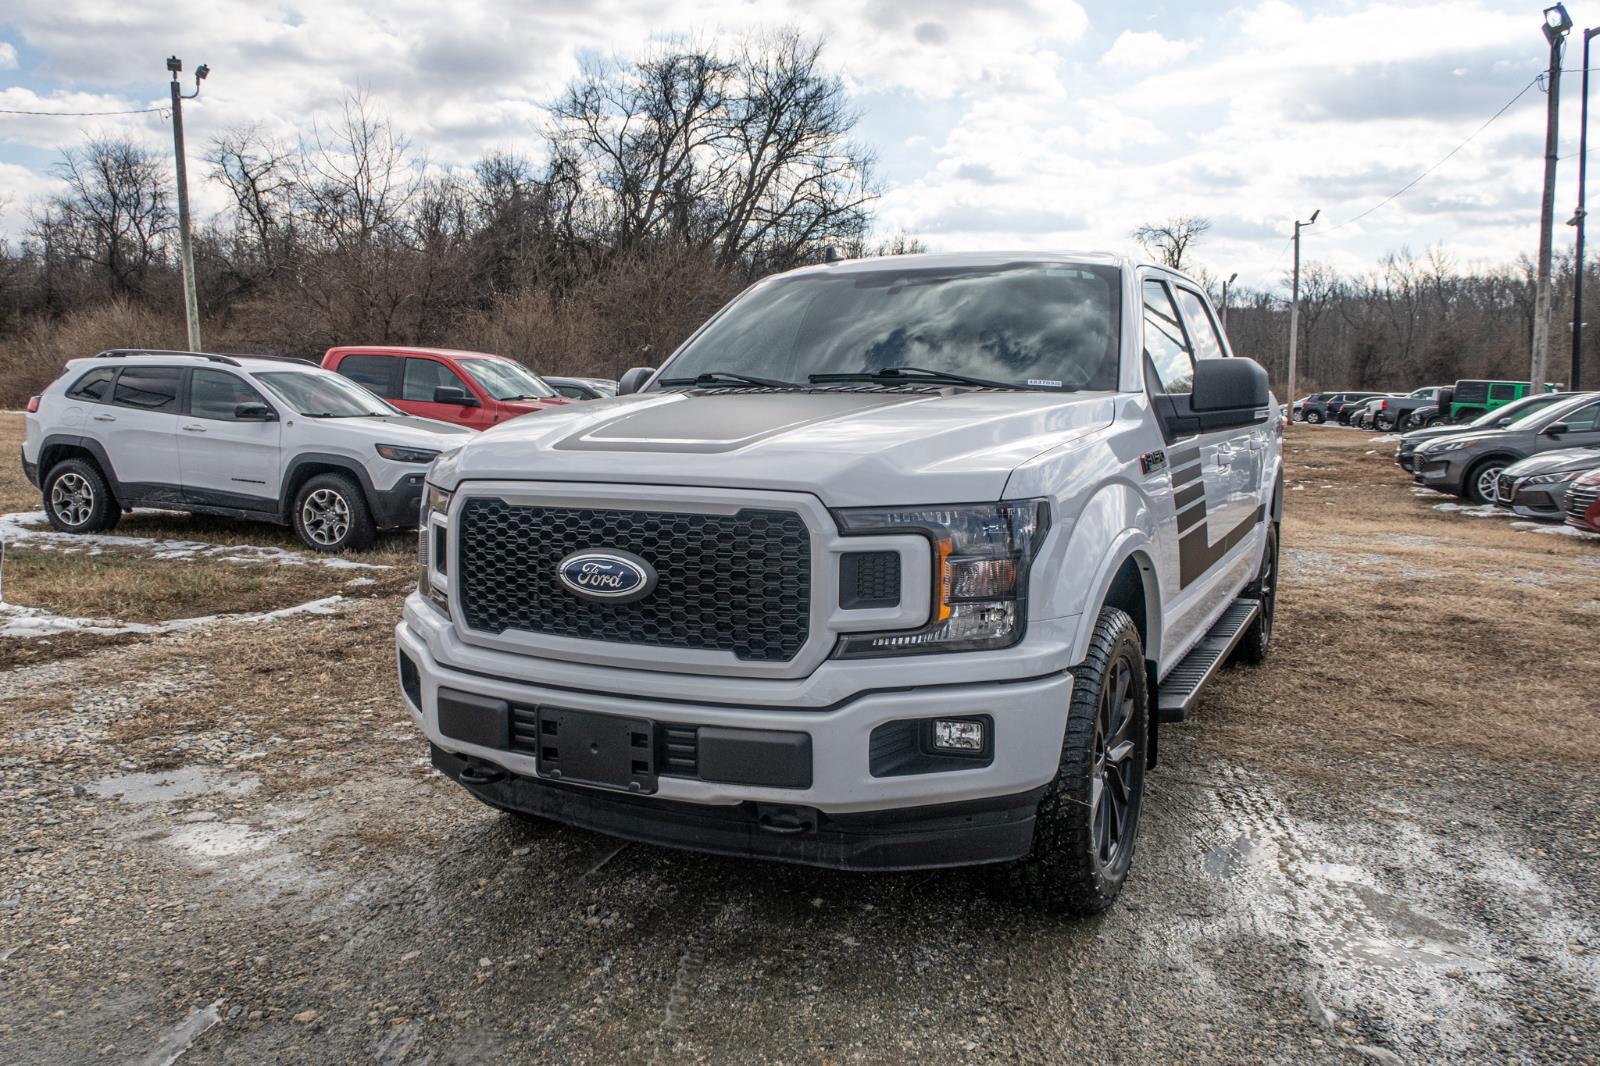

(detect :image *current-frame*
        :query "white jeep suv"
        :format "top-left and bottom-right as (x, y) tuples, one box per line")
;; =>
(400, 252), (1285, 913)
(23, 350), (471, 551)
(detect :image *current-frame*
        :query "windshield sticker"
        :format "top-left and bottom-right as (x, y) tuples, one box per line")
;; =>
(1027, 379), (1064, 389)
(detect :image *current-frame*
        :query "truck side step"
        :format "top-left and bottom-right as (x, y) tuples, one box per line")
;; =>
(1156, 597), (1260, 723)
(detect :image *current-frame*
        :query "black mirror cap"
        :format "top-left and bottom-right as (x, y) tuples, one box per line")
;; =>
(617, 366), (656, 396)
(432, 385), (478, 406)
(1546, 421), (1571, 436)
(1192, 357), (1270, 414)
(234, 401), (276, 421)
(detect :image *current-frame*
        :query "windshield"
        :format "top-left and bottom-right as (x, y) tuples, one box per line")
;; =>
(655, 264), (1122, 391)
(256, 370), (398, 417)
(459, 358), (557, 400)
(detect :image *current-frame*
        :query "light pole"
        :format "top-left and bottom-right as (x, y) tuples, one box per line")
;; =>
(167, 56), (209, 353)
(1221, 271), (1238, 330)
(1572, 22), (1598, 391)
(1532, 4), (1572, 393)
(1287, 210), (1318, 403)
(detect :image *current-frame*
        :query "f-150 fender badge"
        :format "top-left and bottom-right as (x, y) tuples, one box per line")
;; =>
(557, 549), (658, 604)
(1140, 450), (1168, 475)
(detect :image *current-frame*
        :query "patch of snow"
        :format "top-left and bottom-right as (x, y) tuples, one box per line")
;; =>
(344, 576), (378, 587)
(1510, 520), (1600, 540)
(1369, 434), (1401, 444)
(1433, 502), (1506, 518)
(0, 595), (345, 639)
(0, 512), (390, 569)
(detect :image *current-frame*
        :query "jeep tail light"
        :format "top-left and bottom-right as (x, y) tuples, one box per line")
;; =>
(26, 396), (40, 413)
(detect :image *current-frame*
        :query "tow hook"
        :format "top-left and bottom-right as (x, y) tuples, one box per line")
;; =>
(755, 804), (817, 835)
(457, 758), (507, 786)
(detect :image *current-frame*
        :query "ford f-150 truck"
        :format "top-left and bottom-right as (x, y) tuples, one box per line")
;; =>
(398, 252), (1285, 913)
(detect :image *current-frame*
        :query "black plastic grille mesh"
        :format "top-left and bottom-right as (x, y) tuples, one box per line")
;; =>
(840, 551), (901, 609)
(456, 499), (811, 662)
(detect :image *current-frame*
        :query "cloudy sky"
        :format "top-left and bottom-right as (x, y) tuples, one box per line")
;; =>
(0, 0), (1585, 288)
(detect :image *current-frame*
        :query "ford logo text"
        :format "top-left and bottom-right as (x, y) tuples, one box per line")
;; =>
(556, 550), (657, 603)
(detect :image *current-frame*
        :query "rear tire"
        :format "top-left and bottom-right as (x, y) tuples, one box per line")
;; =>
(1232, 524), (1278, 665)
(42, 458), (120, 533)
(1305, 410), (1324, 425)
(996, 607), (1148, 914)
(292, 472), (376, 552)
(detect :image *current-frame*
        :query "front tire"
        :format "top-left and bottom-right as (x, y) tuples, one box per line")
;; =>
(1233, 524), (1278, 665)
(997, 607), (1148, 914)
(1463, 459), (1506, 506)
(1305, 410), (1324, 424)
(292, 473), (376, 552)
(42, 458), (120, 533)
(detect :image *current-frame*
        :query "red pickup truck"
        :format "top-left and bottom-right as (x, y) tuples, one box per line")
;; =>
(322, 346), (571, 430)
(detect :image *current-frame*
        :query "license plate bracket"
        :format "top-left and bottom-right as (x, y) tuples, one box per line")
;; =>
(535, 708), (657, 794)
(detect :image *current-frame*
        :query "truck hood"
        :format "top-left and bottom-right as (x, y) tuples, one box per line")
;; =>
(436, 388), (1118, 506)
(314, 413), (474, 445)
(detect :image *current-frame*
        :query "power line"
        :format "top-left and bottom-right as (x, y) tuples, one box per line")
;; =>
(0, 104), (168, 116)
(1328, 72), (1544, 232)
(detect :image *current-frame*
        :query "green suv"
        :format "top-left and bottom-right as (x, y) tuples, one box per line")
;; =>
(1447, 380), (1562, 422)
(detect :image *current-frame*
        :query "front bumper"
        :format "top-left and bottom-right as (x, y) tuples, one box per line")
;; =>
(1414, 454), (1468, 493)
(369, 471), (426, 528)
(1499, 484), (1571, 518)
(398, 617), (1074, 868)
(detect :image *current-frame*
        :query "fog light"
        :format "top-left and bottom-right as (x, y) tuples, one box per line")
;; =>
(932, 719), (985, 752)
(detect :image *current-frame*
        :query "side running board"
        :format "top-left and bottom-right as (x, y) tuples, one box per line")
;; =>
(1156, 597), (1260, 723)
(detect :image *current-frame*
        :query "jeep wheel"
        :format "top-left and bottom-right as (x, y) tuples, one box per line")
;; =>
(1464, 459), (1506, 506)
(1304, 410), (1324, 424)
(997, 607), (1147, 914)
(292, 473), (376, 552)
(42, 458), (120, 534)
(1232, 525), (1277, 665)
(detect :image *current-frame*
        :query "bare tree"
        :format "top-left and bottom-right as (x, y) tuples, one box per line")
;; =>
(1132, 216), (1212, 271)
(207, 124), (297, 274)
(40, 138), (172, 296)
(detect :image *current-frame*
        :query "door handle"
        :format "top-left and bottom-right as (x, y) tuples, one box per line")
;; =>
(181, 423), (207, 433)
(91, 413), (117, 422)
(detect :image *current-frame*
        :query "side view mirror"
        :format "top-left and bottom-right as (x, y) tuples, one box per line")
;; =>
(617, 366), (656, 396)
(1495, 416), (1513, 427)
(1190, 358), (1271, 429)
(1546, 421), (1571, 436)
(234, 401), (276, 421)
(433, 386), (479, 407)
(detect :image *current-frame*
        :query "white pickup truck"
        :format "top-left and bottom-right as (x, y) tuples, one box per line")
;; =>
(398, 252), (1284, 913)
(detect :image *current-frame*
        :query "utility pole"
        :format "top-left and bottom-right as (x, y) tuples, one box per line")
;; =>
(1533, 5), (1572, 393)
(1287, 210), (1319, 403)
(1572, 22), (1598, 391)
(1221, 271), (1238, 330)
(167, 56), (209, 352)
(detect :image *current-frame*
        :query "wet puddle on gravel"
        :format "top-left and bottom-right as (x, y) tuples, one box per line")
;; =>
(85, 765), (259, 804)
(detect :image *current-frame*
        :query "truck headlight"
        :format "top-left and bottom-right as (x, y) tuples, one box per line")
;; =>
(418, 484), (453, 612)
(831, 500), (1049, 656)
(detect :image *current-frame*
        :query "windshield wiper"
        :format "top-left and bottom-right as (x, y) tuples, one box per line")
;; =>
(808, 365), (1029, 390)
(657, 371), (800, 388)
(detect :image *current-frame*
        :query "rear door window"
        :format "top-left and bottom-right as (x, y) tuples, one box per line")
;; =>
(1142, 280), (1194, 394)
(112, 366), (183, 411)
(66, 367), (117, 402)
(402, 358), (469, 401)
(1489, 383), (1517, 402)
(337, 355), (398, 397)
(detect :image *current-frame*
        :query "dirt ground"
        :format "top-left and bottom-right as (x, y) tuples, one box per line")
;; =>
(1, 415), (1598, 1064)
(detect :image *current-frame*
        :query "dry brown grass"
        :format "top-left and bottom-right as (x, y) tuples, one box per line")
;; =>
(1197, 423), (1600, 769)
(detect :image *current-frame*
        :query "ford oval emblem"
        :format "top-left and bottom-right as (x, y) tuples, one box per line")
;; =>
(557, 549), (657, 603)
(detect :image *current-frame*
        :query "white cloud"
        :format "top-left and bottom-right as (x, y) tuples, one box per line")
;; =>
(1100, 30), (1198, 72)
(0, 42), (18, 70)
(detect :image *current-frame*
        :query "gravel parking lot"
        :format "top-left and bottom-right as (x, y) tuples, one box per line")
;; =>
(2, 416), (1598, 1064)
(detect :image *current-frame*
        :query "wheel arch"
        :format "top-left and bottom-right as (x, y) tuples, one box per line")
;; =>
(280, 452), (379, 521)
(38, 434), (122, 503)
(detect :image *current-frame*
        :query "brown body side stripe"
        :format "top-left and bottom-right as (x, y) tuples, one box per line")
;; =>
(1179, 504), (1265, 589)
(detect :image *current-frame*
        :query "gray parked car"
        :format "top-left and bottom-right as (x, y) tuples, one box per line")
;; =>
(1396, 392), (1581, 472)
(1494, 446), (1600, 518)
(1413, 392), (1600, 503)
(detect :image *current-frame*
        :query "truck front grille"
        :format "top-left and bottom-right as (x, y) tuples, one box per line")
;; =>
(455, 499), (812, 662)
